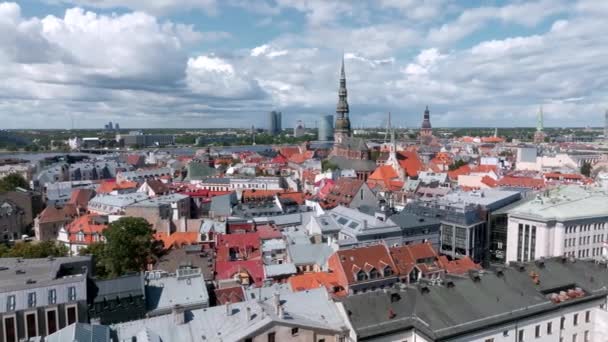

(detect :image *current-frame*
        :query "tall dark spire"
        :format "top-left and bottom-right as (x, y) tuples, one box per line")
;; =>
(334, 55), (351, 142)
(421, 105), (431, 129)
(336, 56), (349, 119)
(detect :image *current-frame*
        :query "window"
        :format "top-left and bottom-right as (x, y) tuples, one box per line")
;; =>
(573, 313), (579, 326)
(25, 312), (37, 338)
(535, 325), (541, 338)
(66, 305), (77, 325)
(584, 330), (590, 342)
(369, 268), (380, 279)
(383, 266), (393, 277)
(291, 328), (299, 336)
(547, 322), (553, 335)
(28, 292), (36, 308)
(518, 329), (524, 342)
(485, 339), (494, 342)
(318, 339), (326, 342)
(6, 295), (15, 311)
(48, 289), (57, 305)
(46, 309), (58, 335)
(503, 330), (509, 337)
(572, 333), (577, 342)
(267, 332), (276, 342)
(3, 316), (16, 342)
(68, 286), (77, 301)
(244, 339), (252, 342)
(585, 310), (590, 323)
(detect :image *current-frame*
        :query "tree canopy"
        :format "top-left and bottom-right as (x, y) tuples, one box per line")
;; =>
(581, 162), (592, 177)
(80, 217), (161, 278)
(0, 241), (68, 258)
(448, 159), (468, 171)
(0, 173), (30, 192)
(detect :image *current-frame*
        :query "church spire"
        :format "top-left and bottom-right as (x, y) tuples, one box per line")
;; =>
(334, 55), (351, 143)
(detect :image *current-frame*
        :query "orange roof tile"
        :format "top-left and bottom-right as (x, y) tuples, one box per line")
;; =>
(154, 232), (199, 250)
(288, 272), (347, 297)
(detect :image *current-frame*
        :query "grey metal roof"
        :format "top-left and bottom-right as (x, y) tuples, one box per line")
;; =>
(45, 323), (111, 342)
(92, 273), (144, 304)
(389, 211), (441, 229)
(342, 258), (608, 340)
(287, 244), (334, 266)
(145, 268), (209, 315)
(112, 288), (347, 342)
(264, 263), (297, 277)
(328, 156), (377, 172)
(0, 256), (91, 293)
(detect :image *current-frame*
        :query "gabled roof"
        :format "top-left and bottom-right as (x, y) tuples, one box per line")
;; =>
(437, 255), (481, 275)
(38, 203), (78, 223)
(397, 151), (423, 177)
(65, 214), (108, 244)
(447, 165), (472, 181)
(497, 175), (545, 189)
(323, 178), (365, 208)
(142, 179), (169, 195)
(68, 188), (95, 209)
(389, 242), (441, 276)
(154, 232), (200, 250)
(288, 272), (346, 297)
(97, 179), (138, 194)
(331, 244), (397, 285)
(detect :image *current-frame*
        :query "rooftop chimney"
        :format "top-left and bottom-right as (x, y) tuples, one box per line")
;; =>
(273, 292), (281, 316)
(226, 301), (232, 316)
(172, 305), (186, 325)
(246, 307), (252, 321)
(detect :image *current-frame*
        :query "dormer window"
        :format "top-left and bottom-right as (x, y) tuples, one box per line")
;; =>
(383, 266), (394, 277)
(77, 231), (85, 242)
(356, 270), (368, 281)
(369, 268), (380, 279)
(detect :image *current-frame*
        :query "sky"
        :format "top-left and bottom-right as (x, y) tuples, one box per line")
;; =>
(1, 0), (607, 129)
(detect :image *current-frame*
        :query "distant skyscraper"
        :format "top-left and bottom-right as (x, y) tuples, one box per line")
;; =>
(294, 120), (306, 138)
(334, 56), (351, 144)
(534, 106), (546, 144)
(268, 111), (282, 135)
(318, 114), (334, 141)
(115, 123), (120, 130)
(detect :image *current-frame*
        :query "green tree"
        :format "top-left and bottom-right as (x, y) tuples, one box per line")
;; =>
(581, 162), (592, 177)
(448, 159), (468, 171)
(79, 242), (109, 279)
(102, 217), (157, 277)
(0, 173), (30, 192)
(2, 241), (68, 258)
(322, 159), (340, 172)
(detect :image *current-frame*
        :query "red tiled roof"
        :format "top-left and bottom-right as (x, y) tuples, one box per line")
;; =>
(38, 204), (78, 224)
(270, 155), (288, 165)
(277, 191), (305, 205)
(497, 176), (545, 189)
(69, 188), (95, 209)
(330, 244), (397, 285)
(242, 189), (283, 201)
(256, 226), (283, 240)
(65, 214), (108, 244)
(154, 232), (200, 250)
(473, 164), (498, 173)
(126, 154), (144, 166)
(97, 180), (138, 194)
(288, 151), (314, 164)
(279, 147), (301, 159)
(216, 233), (261, 262)
(397, 151), (423, 177)
(389, 242), (441, 276)
(322, 178), (365, 209)
(288, 272), (347, 297)
(448, 165), (472, 181)
(214, 286), (245, 305)
(215, 260), (264, 286)
(480, 175), (498, 187)
(437, 255), (481, 275)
